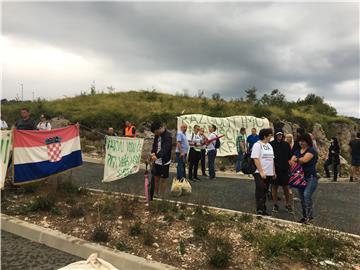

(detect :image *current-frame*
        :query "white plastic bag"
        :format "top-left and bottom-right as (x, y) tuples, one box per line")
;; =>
(179, 178), (192, 194)
(171, 177), (182, 197)
(58, 253), (118, 270)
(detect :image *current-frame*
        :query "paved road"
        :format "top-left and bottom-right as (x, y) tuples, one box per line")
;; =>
(1, 231), (81, 270)
(72, 162), (360, 235)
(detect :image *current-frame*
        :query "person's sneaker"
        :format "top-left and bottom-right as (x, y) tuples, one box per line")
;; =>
(350, 177), (354, 182)
(272, 204), (279, 213)
(298, 217), (307, 224)
(202, 173), (208, 177)
(194, 177), (201, 181)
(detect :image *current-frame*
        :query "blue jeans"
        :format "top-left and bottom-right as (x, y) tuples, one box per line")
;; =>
(208, 150), (217, 179)
(176, 152), (186, 179)
(297, 175), (318, 219)
(235, 152), (244, 172)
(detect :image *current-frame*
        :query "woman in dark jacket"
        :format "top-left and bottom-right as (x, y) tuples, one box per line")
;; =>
(324, 137), (340, 181)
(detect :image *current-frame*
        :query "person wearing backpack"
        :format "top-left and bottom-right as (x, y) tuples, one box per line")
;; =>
(207, 124), (218, 179)
(36, 114), (51, 130)
(251, 128), (275, 216)
(290, 133), (318, 224)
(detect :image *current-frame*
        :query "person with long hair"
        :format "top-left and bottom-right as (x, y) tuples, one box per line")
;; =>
(251, 128), (275, 215)
(324, 137), (340, 181)
(285, 134), (294, 150)
(290, 133), (318, 224)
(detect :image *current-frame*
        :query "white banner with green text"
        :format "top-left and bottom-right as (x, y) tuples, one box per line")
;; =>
(177, 114), (270, 156)
(1, 130), (13, 188)
(102, 136), (144, 182)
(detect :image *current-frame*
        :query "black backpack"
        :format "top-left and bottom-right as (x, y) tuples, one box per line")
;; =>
(215, 138), (221, 149)
(241, 152), (256, 174)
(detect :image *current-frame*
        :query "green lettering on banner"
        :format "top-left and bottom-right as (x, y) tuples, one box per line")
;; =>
(1, 131), (12, 188)
(103, 137), (144, 182)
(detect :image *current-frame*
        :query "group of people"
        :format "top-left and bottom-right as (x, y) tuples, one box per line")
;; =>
(175, 124), (219, 181)
(1, 108), (52, 131)
(235, 126), (360, 223)
(106, 121), (136, 138)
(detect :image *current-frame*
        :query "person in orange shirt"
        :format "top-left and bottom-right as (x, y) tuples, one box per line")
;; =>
(124, 121), (136, 137)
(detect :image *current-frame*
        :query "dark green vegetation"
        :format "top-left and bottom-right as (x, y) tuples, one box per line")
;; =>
(1, 88), (356, 138)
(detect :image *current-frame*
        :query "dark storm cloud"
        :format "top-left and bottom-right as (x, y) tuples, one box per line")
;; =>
(2, 2), (359, 116)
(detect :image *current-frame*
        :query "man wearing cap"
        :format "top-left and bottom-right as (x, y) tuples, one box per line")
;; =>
(270, 130), (292, 213)
(37, 114), (52, 130)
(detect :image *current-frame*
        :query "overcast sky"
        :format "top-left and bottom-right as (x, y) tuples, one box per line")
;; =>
(1, 2), (359, 117)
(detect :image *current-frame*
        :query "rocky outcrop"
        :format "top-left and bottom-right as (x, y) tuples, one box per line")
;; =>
(330, 122), (358, 159)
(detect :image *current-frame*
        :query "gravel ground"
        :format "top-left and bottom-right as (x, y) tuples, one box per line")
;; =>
(72, 162), (360, 235)
(1, 231), (81, 270)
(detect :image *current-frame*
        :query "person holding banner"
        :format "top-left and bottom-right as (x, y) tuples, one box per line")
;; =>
(15, 108), (37, 130)
(207, 124), (218, 179)
(176, 124), (189, 180)
(150, 121), (172, 198)
(1, 118), (8, 130)
(124, 121), (136, 137)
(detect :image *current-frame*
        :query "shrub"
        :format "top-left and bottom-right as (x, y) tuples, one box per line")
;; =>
(116, 240), (131, 252)
(242, 229), (256, 243)
(163, 214), (175, 223)
(179, 240), (186, 255)
(149, 200), (172, 214)
(68, 205), (85, 218)
(129, 222), (142, 236)
(191, 218), (209, 238)
(26, 195), (55, 212)
(119, 197), (135, 219)
(143, 229), (155, 246)
(50, 207), (61, 215)
(176, 212), (186, 221)
(208, 237), (232, 268)
(100, 197), (116, 219)
(91, 224), (109, 243)
(239, 213), (253, 224)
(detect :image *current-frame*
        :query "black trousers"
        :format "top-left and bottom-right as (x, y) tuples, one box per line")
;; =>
(188, 148), (201, 179)
(324, 159), (339, 181)
(200, 149), (206, 175)
(253, 173), (272, 212)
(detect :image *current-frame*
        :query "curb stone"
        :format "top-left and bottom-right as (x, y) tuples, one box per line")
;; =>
(1, 214), (179, 270)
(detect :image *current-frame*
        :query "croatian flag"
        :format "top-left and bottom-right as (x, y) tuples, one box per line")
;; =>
(13, 125), (82, 184)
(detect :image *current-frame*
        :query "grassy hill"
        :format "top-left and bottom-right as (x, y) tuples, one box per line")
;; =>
(1, 89), (356, 137)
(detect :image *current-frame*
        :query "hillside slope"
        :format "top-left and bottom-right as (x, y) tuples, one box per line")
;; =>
(1, 90), (356, 138)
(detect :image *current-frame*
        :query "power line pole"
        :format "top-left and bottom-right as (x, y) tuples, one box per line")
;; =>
(20, 84), (24, 101)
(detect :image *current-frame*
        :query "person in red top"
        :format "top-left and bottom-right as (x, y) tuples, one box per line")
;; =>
(124, 121), (136, 137)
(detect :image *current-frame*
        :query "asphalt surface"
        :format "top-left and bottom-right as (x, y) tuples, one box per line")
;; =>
(1, 231), (81, 270)
(72, 162), (360, 235)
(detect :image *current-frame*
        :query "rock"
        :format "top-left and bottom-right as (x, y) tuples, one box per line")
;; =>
(146, 255), (152, 260)
(79, 217), (84, 222)
(172, 239), (179, 243)
(152, 242), (159, 248)
(24, 217), (29, 221)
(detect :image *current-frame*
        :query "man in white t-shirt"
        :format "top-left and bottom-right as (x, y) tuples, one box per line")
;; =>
(37, 114), (51, 131)
(251, 128), (275, 216)
(1, 119), (8, 130)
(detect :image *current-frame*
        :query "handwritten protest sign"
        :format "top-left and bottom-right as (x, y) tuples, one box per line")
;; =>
(1, 130), (12, 189)
(103, 136), (144, 182)
(177, 114), (270, 156)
